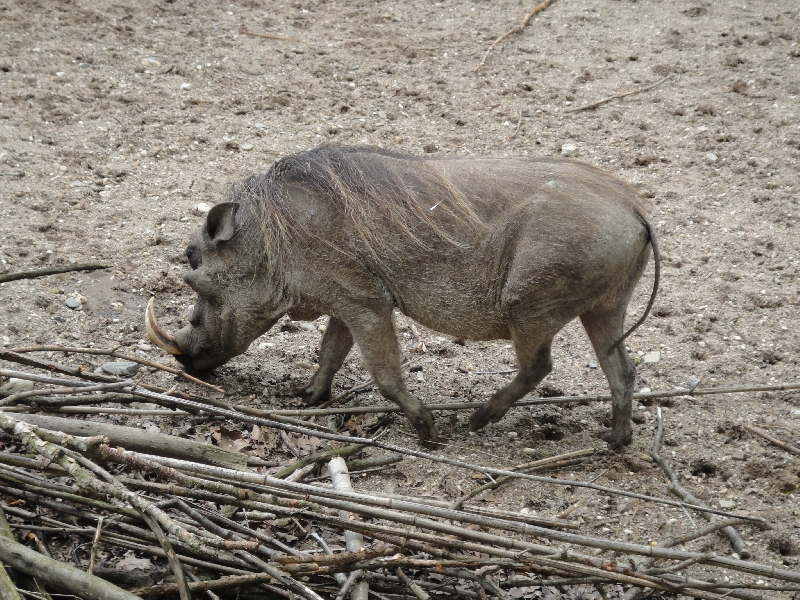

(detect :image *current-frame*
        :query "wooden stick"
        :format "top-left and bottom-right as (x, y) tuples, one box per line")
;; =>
(233, 381), (800, 417)
(0, 535), (140, 600)
(565, 75), (672, 113)
(474, 0), (555, 72)
(0, 263), (111, 284)
(0, 506), (23, 600)
(10, 413), (250, 470)
(9, 345), (224, 394)
(238, 26), (298, 42)
(329, 457), (368, 600)
(649, 407), (750, 559)
(744, 424), (800, 456)
(0, 362), (773, 522)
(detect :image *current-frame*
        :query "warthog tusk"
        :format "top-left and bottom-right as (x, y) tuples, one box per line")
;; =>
(145, 297), (183, 355)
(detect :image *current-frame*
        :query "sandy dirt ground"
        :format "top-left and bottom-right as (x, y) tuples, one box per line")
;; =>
(0, 0), (799, 595)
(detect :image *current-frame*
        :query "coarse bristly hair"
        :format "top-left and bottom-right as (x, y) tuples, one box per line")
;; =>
(227, 146), (486, 266)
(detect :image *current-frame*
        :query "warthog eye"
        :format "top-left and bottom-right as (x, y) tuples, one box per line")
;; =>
(185, 245), (200, 270)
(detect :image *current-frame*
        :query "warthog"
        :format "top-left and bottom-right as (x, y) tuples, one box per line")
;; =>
(147, 146), (659, 448)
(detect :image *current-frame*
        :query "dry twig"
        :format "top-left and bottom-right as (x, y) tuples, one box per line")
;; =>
(565, 75), (672, 113)
(744, 424), (800, 456)
(474, 0), (555, 72)
(0, 264), (111, 284)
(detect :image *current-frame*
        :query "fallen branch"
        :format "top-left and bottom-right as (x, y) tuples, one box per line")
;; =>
(0, 263), (111, 284)
(0, 535), (139, 600)
(10, 345), (224, 394)
(451, 448), (595, 509)
(744, 424), (800, 456)
(11, 413), (249, 470)
(240, 380), (800, 417)
(329, 457), (368, 600)
(565, 75), (672, 113)
(649, 407), (750, 558)
(474, 0), (555, 72)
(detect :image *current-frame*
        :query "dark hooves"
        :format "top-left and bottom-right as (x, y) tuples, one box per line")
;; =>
(291, 384), (330, 406)
(407, 407), (440, 449)
(598, 427), (633, 450)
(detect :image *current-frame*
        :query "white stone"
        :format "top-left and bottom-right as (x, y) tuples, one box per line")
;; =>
(643, 351), (661, 363)
(195, 203), (211, 214)
(561, 143), (578, 157)
(241, 143), (254, 151)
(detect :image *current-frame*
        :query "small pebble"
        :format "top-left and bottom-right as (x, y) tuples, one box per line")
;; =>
(65, 297), (81, 310)
(719, 499), (736, 509)
(686, 375), (700, 388)
(507, 431), (518, 438)
(101, 361), (141, 377)
(241, 143), (254, 151)
(377, 110), (387, 120)
(560, 143), (578, 157)
(643, 351), (660, 363)
(705, 152), (718, 162)
(588, 362), (598, 369)
(195, 203), (211, 214)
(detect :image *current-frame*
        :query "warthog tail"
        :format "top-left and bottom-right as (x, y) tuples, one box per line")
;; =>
(609, 214), (661, 354)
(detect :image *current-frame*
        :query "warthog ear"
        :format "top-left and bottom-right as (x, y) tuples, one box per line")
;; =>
(205, 203), (239, 243)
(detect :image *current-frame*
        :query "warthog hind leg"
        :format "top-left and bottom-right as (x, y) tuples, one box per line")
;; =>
(294, 316), (353, 405)
(580, 305), (636, 449)
(469, 336), (554, 431)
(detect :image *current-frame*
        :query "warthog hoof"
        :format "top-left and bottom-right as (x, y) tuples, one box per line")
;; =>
(292, 383), (330, 406)
(598, 427), (633, 449)
(405, 406), (439, 448)
(468, 402), (510, 432)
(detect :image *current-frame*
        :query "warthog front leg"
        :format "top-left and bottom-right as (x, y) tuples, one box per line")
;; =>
(469, 338), (553, 431)
(294, 316), (353, 405)
(344, 310), (438, 447)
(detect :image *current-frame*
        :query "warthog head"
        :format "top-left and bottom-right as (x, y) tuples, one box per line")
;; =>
(146, 201), (288, 373)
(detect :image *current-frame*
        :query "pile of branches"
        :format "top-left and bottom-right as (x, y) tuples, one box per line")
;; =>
(0, 346), (799, 600)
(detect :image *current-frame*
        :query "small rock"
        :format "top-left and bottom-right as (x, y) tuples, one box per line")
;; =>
(377, 110), (387, 120)
(298, 322), (317, 332)
(705, 152), (718, 162)
(1, 336), (10, 346)
(522, 447), (537, 456)
(0, 378), (35, 394)
(719, 499), (736, 509)
(195, 202), (211, 215)
(507, 431), (518, 438)
(588, 362), (598, 369)
(65, 297), (81, 310)
(686, 375), (700, 388)
(643, 351), (661, 363)
(790, 409), (800, 419)
(181, 82), (191, 90)
(137, 343), (153, 352)
(241, 143), (254, 151)
(561, 143), (578, 157)
(101, 361), (141, 377)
